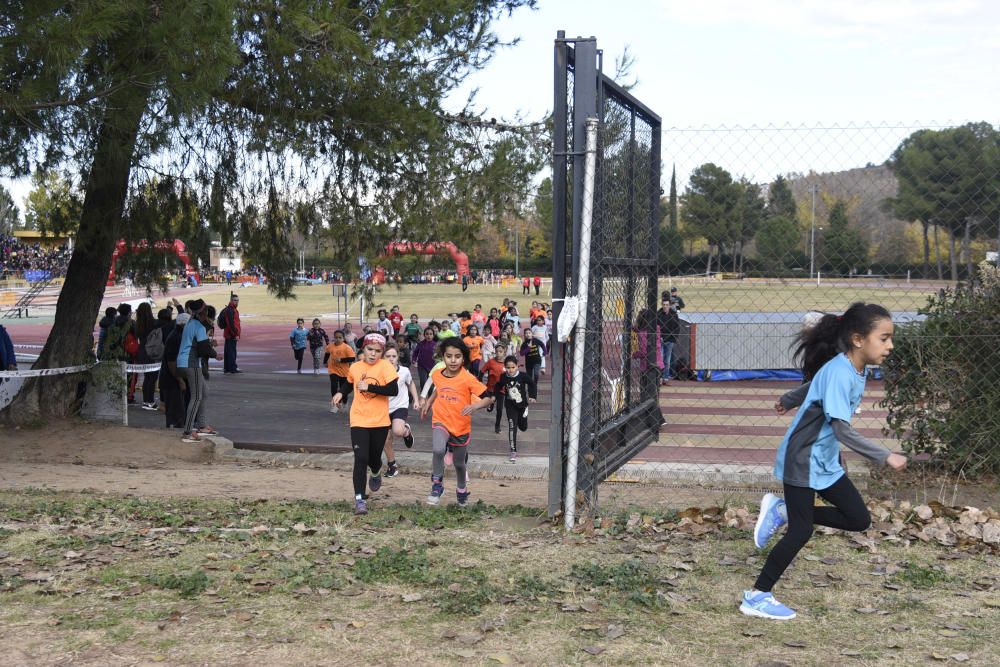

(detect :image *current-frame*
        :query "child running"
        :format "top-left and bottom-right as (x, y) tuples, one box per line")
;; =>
(326, 330), (356, 413)
(381, 346), (420, 478)
(480, 342), (506, 423)
(741, 302), (907, 620)
(520, 327), (547, 385)
(307, 318), (329, 375)
(493, 355), (536, 462)
(289, 318), (308, 373)
(332, 333), (399, 515)
(463, 324), (484, 377)
(419, 338), (493, 506)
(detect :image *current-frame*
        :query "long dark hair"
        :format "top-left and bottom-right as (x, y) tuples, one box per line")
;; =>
(438, 336), (470, 365)
(135, 302), (156, 337)
(794, 302), (892, 380)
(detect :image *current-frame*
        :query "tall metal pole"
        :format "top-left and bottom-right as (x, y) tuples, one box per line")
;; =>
(515, 226), (519, 278)
(809, 185), (817, 280)
(548, 32), (569, 517)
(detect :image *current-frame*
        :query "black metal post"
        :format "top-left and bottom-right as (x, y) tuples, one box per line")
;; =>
(547, 32), (569, 517)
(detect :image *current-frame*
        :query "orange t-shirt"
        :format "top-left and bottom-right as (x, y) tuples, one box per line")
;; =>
(326, 342), (356, 377)
(480, 358), (504, 392)
(463, 335), (483, 362)
(430, 367), (487, 437)
(346, 359), (398, 428)
(459, 318), (473, 336)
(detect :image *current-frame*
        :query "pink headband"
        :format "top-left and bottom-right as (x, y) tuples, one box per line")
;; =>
(362, 333), (387, 349)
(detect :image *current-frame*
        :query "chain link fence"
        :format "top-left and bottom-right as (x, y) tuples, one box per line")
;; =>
(552, 40), (1000, 525)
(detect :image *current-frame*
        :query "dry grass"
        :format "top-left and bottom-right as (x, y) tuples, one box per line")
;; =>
(1, 490), (997, 666)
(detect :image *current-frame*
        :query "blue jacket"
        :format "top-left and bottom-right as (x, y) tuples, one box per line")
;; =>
(0, 325), (15, 370)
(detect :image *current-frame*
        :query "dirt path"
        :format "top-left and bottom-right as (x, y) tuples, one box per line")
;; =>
(0, 420), (549, 507)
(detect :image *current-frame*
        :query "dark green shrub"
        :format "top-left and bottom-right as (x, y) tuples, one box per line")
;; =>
(881, 262), (1000, 475)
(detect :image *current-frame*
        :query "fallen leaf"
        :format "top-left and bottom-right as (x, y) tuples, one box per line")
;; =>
(488, 654), (513, 664)
(937, 629), (960, 637)
(441, 629), (458, 640)
(457, 633), (484, 645)
(890, 624), (910, 632)
(580, 598), (600, 613)
(783, 640), (806, 648)
(930, 652), (949, 661)
(671, 561), (693, 572)
(453, 649), (476, 659)
(950, 654), (970, 663)
(348, 620), (366, 629)
(582, 646), (605, 655)
(291, 522), (317, 535)
(448, 583), (462, 593)
(854, 607), (879, 614)
(840, 649), (862, 657)
(401, 593), (423, 603)
(605, 624), (625, 640)
(742, 630), (763, 637)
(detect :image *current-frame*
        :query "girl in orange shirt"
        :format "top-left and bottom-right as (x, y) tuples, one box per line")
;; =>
(332, 333), (399, 515)
(463, 324), (484, 377)
(326, 330), (356, 413)
(419, 338), (493, 507)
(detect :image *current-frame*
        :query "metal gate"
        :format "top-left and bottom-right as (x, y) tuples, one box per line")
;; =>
(549, 33), (663, 524)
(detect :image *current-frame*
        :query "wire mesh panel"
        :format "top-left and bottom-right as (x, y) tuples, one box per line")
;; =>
(553, 37), (1000, 522)
(551, 35), (662, 519)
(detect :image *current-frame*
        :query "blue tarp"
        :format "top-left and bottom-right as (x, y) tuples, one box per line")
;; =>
(695, 367), (884, 382)
(24, 270), (52, 283)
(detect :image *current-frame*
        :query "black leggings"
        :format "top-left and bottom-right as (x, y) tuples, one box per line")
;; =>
(350, 426), (390, 497)
(293, 347), (305, 371)
(505, 401), (528, 452)
(754, 475), (870, 592)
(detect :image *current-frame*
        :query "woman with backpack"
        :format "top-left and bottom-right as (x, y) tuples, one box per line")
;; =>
(134, 303), (164, 410)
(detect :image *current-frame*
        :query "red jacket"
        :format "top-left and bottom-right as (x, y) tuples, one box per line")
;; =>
(522, 277), (529, 286)
(223, 305), (241, 340)
(533, 276), (541, 286)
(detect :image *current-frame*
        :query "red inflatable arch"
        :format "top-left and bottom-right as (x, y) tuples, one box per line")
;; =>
(107, 239), (196, 286)
(380, 242), (470, 281)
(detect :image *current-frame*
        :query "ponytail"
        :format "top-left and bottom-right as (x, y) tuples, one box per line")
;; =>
(793, 302), (892, 380)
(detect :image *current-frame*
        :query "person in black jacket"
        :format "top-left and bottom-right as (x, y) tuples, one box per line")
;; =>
(656, 297), (681, 384)
(493, 355), (536, 463)
(160, 313), (189, 428)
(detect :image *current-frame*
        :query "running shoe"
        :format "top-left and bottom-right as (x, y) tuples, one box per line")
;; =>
(354, 498), (368, 515)
(368, 472), (382, 493)
(427, 477), (444, 505)
(181, 433), (201, 444)
(196, 426), (218, 436)
(141, 402), (158, 411)
(739, 590), (796, 620)
(494, 425), (501, 434)
(403, 424), (414, 448)
(753, 493), (788, 549)
(456, 488), (471, 507)
(509, 450), (517, 463)
(385, 463), (399, 478)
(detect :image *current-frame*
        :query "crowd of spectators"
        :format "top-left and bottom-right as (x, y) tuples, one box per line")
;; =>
(0, 234), (71, 280)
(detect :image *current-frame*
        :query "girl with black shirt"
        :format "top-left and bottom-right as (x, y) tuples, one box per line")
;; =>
(493, 355), (536, 463)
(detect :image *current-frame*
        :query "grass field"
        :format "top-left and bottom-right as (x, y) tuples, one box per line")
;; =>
(1, 489), (996, 666)
(188, 278), (941, 325)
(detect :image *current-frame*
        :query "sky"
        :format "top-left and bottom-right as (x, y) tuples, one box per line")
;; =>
(4, 0), (999, 221)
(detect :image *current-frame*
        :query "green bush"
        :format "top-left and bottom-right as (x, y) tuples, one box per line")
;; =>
(881, 261), (1000, 475)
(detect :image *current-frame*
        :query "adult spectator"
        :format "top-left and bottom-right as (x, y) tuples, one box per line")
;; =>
(134, 302), (164, 409)
(103, 303), (135, 363)
(0, 323), (16, 372)
(521, 276), (530, 295)
(177, 300), (219, 443)
(668, 286), (685, 311)
(656, 296), (681, 384)
(533, 274), (541, 296)
(161, 313), (189, 428)
(220, 293), (241, 373)
(461, 272), (469, 291)
(96, 306), (117, 358)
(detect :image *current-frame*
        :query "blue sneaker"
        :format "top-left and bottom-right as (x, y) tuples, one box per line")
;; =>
(427, 476), (444, 506)
(354, 498), (368, 515)
(753, 492), (787, 549)
(739, 590), (796, 620)
(369, 472), (382, 493)
(456, 488), (471, 507)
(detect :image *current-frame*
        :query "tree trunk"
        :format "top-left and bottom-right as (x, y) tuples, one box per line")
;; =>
(0, 85), (148, 426)
(933, 223), (943, 280)
(705, 246), (713, 276)
(948, 228), (959, 283)
(921, 221), (930, 279)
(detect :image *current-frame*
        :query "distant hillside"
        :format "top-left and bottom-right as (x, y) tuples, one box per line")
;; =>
(783, 164), (907, 258)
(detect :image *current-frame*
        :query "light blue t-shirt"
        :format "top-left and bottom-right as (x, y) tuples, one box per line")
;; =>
(774, 353), (866, 490)
(290, 327), (308, 350)
(177, 319), (209, 369)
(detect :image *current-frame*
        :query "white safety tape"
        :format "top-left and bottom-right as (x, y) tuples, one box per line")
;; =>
(0, 364), (92, 378)
(13, 343), (45, 349)
(0, 361), (161, 378)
